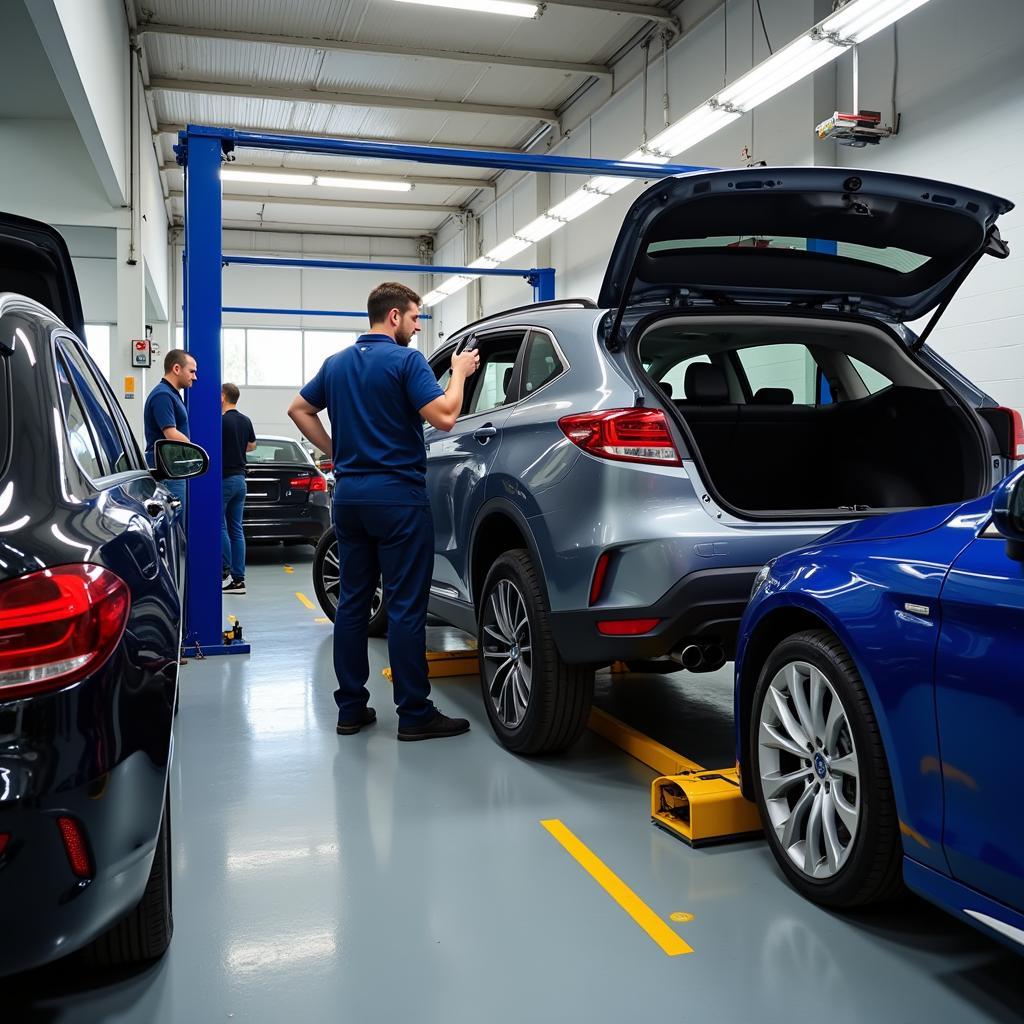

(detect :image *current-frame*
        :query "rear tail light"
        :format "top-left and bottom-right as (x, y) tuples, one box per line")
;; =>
(558, 409), (681, 466)
(57, 816), (92, 879)
(290, 475), (328, 492)
(1000, 407), (1024, 459)
(0, 565), (130, 700)
(597, 618), (661, 636)
(0, 834), (9, 857)
(589, 553), (611, 606)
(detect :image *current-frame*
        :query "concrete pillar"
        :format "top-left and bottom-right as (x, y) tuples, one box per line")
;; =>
(113, 226), (148, 438)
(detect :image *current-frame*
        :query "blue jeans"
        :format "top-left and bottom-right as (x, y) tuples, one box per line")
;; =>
(332, 503), (435, 727)
(221, 474), (247, 579)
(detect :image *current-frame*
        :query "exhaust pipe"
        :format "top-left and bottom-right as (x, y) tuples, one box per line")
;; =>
(674, 644), (705, 671)
(701, 643), (726, 672)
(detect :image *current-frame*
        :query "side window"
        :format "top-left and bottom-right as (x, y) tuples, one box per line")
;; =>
(735, 344), (818, 405)
(850, 356), (893, 395)
(468, 336), (524, 415)
(55, 355), (104, 479)
(521, 331), (564, 396)
(57, 338), (134, 474)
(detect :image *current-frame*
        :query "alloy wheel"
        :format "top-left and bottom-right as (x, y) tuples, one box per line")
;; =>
(758, 660), (861, 880)
(481, 578), (533, 728)
(321, 539), (383, 619)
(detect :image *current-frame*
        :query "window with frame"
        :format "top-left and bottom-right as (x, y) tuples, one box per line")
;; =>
(55, 355), (104, 479)
(735, 344), (818, 405)
(84, 324), (111, 382)
(521, 332), (563, 396)
(57, 338), (134, 473)
(246, 329), (302, 387)
(304, 331), (356, 381)
(468, 339), (523, 415)
(850, 356), (893, 395)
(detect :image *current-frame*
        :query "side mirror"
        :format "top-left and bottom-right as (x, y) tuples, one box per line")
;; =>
(991, 470), (1024, 562)
(152, 439), (209, 481)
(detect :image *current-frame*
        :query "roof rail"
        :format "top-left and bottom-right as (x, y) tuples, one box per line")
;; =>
(444, 297), (599, 344)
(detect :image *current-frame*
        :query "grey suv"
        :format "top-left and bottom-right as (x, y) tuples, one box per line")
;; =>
(314, 166), (1018, 754)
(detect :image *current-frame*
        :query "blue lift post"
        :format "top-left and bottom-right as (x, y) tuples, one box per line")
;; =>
(176, 123), (707, 655)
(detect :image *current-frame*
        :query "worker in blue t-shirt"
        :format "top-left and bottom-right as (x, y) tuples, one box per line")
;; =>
(289, 282), (479, 741)
(144, 348), (197, 511)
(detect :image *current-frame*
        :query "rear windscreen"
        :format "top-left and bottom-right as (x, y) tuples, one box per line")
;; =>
(647, 236), (930, 274)
(247, 440), (307, 464)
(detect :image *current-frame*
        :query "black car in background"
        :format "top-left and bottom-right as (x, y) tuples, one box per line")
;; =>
(243, 435), (331, 546)
(0, 213), (208, 976)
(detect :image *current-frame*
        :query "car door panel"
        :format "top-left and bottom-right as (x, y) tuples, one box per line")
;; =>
(936, 532), (1024, 907)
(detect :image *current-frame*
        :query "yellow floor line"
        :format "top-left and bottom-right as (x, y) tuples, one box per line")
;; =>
(295, 592), (315, 610)
(540, 819), (693, 957)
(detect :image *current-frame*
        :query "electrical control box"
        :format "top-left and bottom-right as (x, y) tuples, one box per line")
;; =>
(131, 338), (152, 368)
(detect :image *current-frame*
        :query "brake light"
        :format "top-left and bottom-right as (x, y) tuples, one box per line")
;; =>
(0, 834), (9, 857)
(590, 553), (611, 606)
(0, 565), (130, 700)
(597, 618), (661, 636)
(289, 475), (327, 491)
(999, 407), (1024, 459)
(57, 816), (92, 878)
(558, 409), (681, 466)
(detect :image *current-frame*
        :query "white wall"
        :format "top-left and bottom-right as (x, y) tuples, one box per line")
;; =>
(833, 0), (1024, 411)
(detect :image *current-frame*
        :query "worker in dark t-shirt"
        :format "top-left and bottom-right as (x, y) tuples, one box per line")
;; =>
(221, 382), (256, 595)
(288, 282), (479, 741)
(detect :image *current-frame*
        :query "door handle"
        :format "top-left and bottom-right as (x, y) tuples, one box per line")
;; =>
(473, 425), (498, 443)
(145, 500), (165, 518)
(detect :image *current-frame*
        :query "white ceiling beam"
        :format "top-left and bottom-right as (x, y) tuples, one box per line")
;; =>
(155, 122), (546, 154)
(140, 23), (610, 78)
(179, 218), (432, 240)
(168, 189), (460, 215)
(160, 162), (494, 192)
(545, 0), (678, 26)
(148, 77), (558, 124)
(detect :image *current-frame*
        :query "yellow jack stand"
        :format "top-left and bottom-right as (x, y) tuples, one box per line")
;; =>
(383, 647), (479, 683)
(651, 767), (762, 847)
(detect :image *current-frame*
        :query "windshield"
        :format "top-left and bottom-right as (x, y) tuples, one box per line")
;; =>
(648, 236), (930, 274)
(247, 439), (309, 465)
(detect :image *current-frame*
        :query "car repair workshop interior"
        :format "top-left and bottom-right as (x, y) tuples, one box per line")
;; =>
(2, 0), (1024, 1020)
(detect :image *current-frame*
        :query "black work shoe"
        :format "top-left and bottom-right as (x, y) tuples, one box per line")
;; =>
(224, 577), (246, 595)
(397, 711), (470, 742)
(336, 707), (377, 735)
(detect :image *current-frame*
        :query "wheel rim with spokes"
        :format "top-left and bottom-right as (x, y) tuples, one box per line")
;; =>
(321, 539), (383, 619)
(481, 578), (533, 728)
(758, 659), (861, 880)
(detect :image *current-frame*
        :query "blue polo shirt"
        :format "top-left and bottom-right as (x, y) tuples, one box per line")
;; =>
(300, 334), (444, 506)
(144, 378), (189, 462)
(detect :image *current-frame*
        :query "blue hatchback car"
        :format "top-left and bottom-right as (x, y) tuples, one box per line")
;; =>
(735, 463), (1024, 952)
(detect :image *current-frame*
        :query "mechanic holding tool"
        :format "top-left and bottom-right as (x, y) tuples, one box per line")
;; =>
(288, 282), (480, 741)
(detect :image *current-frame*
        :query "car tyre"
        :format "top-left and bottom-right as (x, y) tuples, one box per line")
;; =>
(312, 528), (387, 637)
(751, 629), (903, 908)
(478, 549), (594, 755)
(82, 789), (173, 967)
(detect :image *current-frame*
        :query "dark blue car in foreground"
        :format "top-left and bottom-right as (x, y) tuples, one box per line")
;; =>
(736, 461), (1024, 953)
(0, 213), (207, 976)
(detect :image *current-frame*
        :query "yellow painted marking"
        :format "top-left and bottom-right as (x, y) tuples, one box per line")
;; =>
(588, 708), (704, 776)
(228, 615), (236, 623)
(283, 565), (294, 574)
(295, 592), (316, 610)
(315, 617), (330, 625)
(540, 819), (692, 956)
(670, 912), (694, 923)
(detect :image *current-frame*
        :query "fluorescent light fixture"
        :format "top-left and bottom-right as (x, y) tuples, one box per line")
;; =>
(468, 256), (500, 269)
(588, 175), (633, 195)
(420, 289), (446, 306)
(221, 169), (315, 186)
(716, 34), (841, 112)
(435, 274), (477, 297)
(822, 0), (935, 43)
(646, 103), (742, 157)
(516, 215), (564, 243)
(485, 237), (532, 261)
(317, 176), (413, 192)
(391, 0), (538, 16)
(621, 148), (671, 166)
(548, 188), (608, 222)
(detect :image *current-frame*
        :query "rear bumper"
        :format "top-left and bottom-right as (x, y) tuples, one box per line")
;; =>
(549, 565), (761, 665)
(243, 504), (330, 543)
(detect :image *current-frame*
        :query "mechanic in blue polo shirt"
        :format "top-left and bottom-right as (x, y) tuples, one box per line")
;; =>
(288, 282), (479, 741)
(144, 348), (197, 511)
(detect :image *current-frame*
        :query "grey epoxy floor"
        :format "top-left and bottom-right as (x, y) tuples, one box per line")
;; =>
(9, 545), (1023, 1022)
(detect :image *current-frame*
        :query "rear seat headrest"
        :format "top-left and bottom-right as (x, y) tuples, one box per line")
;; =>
(684, 363), (730, 404)
(751, 387), (794, 405)
(658, 381), (673, 400)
